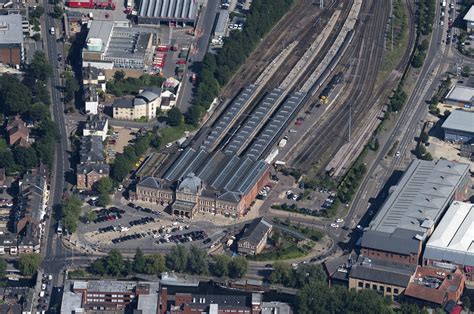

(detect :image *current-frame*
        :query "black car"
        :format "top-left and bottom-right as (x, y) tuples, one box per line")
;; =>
(127, 202), (135, 208)
(265, 264), (273, 268)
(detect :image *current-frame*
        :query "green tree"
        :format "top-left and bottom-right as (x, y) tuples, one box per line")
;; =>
(29, 5), (44, 18)
(27, 102), (50, 122)
(462, 65), (471, 77)
(187, 246), (208, 275)
(64, 72), (79, 104)
(113, 70), (126, 82)
(167, 107), (183, 127)
(144, 254), (166, 274)
(61, 195), (82, 233)
(51, 5), (63, 18)
(166, 245), (188, 272)
(18, 253), (43, 276)
(90, 259), (106, 275)
(419, 131), (429, 143)
(462, 296), (471, 311)
(133, 248), (146, 273)
(105, 249), (124, 276)
(212, 254), (230, 277)
(269, 261), (293, 286)
(0, 75), (32, 114)
(93, 177), (113, 207)
(411, 51), (425, 68)
(0, 258), (6, 278)
(12, 146), (38, 172)
(28, 51), (52, 81)
(400, 303), (429, 314)
(84, 210), (97, 223)
(111, 155), (133, 182)
(228, 256), (248, 278)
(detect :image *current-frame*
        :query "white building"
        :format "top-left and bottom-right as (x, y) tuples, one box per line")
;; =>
(83, 115), (109, 141)
(465, 5), (474, 32)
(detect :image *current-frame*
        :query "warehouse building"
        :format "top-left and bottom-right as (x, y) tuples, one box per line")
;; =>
(214, 9), (229, 37)
(444, 85), (474, 108)
(82, 20), (154, 71)
(0, 14), (23, 66)
(137, 0), (199, 26)
(424, 201), (474, 283)
(349, 160), (470, 297)
(441, 109), (474, 143)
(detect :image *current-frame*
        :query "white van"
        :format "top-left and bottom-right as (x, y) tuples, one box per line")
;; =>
(50, 27), (55, 35)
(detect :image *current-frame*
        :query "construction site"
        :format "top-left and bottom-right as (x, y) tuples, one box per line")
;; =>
(133, 0), (415, 219)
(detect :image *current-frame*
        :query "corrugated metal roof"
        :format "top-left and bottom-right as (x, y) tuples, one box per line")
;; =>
(138, 0), (198, 21)
(368, 159), (469, 236)
(441, 109), (474, 134)
(424, 201), (474, 266)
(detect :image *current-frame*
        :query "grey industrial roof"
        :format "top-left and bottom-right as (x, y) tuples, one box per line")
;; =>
(441, 109), (474, 134)
(361, 229), (422, 256)
(240, 217), (272, 246)
(201, 85), (258, 151)
(445, 85), (474, 103)
(0, 14), (23, 45)
(86, 20), (114, 52)
(86, 280), (160, 293)
(424, 201), (474, 266)
(105, 29), (150, 60)
(138, 87), (162, 102)
(367, 159), (469, 236)
(138, 0), (198, 21)
(245, 92), (306, 160)
(224, 88), (284, 155)
(349, 260), (414, 287)
(215, 9), (229, 36)
(80, 136), (104, 164)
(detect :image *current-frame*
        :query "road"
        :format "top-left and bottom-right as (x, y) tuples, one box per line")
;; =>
(41, 1), (71, 285)
(175, 0), (220, 111)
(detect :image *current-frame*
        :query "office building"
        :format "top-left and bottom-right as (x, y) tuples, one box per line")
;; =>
(0, 14), (23, 66)
(238, 217), (272, 255)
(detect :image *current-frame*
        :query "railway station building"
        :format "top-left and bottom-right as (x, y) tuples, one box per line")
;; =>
(441, 109), (474, 143)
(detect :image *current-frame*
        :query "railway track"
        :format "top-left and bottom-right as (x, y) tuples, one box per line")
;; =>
(288, 0), (416, 176)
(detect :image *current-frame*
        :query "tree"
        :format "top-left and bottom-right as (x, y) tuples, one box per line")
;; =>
(113, 70), (126, 82)
(462, 65), (471, 77)
(0, 258), (6, 278)
(111, 155), (133, 182)
(28, 51), (52, 81)
(419, 131), (429, 143)
(133, 248), (146, 273)
(84, 210), (97, 223)
(0, 75), (32, 114)
(269, 261), (293, 286)
(228, 256), (248, 278)
(187, 246), (208, 275)
(144, 254), (166, 274)
(105, 249), (124, 276)
(30, 5), (45, 18)
(167, 107), (183, 127)
(31, 33), (41, 42)
(212, 255), (230, 277)
(166, 245), (188, 272)
(64, 72), (79, 104)
(462, 296), (471, 311)
(90, 259), (106, 275)
(51, 5), (63, 18)
(12, 146), (38, 172)
(411, 52), (425, 68)
(93, 177), (113, 207)
(61, 195), (82, 233)
(18, 253), (43, 276)
(27, 102), (50, 122)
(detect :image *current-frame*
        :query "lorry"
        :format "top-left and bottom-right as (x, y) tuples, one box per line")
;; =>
(65, 0), (116, 10)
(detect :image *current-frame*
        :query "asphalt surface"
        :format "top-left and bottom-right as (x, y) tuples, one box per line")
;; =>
(41, 0), (70, 285)
(175, 0), (220, 111)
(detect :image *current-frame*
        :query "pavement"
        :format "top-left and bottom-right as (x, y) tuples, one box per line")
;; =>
(175, 0), (220, 111)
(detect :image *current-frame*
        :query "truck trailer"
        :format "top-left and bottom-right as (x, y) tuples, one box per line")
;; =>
(66, 0), (116, 9)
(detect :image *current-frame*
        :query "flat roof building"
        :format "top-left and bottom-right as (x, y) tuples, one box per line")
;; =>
(361, 159), (470, 265)
(83, 20), (154, 70)
(137, 0), (199, 26)
(441, 109), (474, 143)
(424, 201), (474, 281)
(0, 14), (24, 66)
(464, 5), (474, 32)
(214, 9), (229, 37)
(444, 85), (474, 108)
